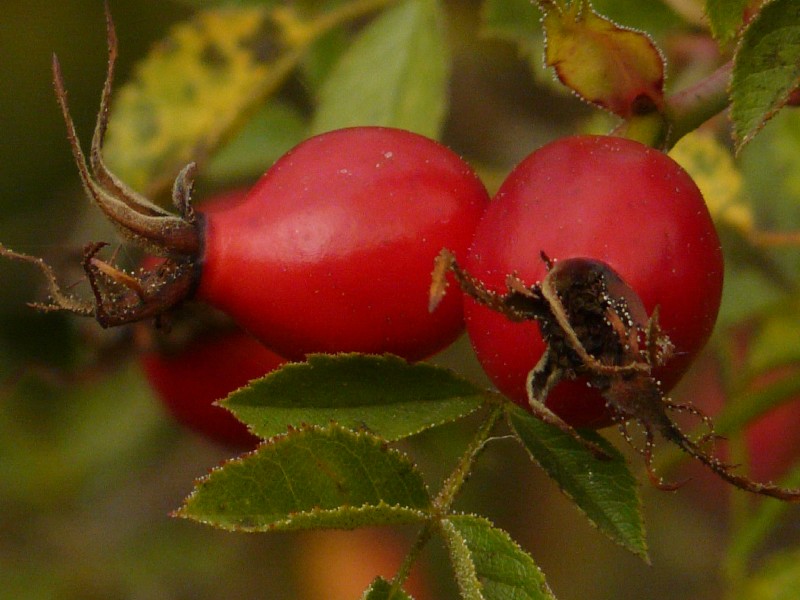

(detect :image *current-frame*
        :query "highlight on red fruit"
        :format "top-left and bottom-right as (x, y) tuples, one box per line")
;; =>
(197, 126), (490, 361)
(462, 134), (724, 429)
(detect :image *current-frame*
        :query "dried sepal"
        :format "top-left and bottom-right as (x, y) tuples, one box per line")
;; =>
(82, 243), (196, 328)
(50, 7), (199, 257)
(1, 5), (202, 330)
(0, 244), (93, 317)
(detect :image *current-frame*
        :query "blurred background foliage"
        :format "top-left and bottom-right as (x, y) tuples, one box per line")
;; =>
(1, 0), (800, 598)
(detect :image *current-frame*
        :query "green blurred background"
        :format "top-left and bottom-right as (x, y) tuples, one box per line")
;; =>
(1, 1), (798, 599)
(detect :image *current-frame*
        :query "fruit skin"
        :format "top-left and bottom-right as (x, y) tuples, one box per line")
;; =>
(140, 328), (285, 448)
(464, 135), (724, 428)
(197, 127), (490, 361)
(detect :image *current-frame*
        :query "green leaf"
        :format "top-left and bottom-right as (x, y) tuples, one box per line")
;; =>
(176, 424), (432, 531)
(440, 514), (555, 600)
(668, 130), (753, 234)
(223, 354), (487, 441)
(104, 6), (307, 195)
(538, 0), (666, 118)
(706, 0), (749, 43)
(310, 0), (449, 138)
(361, 577), (414, 600)
(731, 0), (800, 150)
(507, 404), (648, 561)
(202, 100), (307, 184)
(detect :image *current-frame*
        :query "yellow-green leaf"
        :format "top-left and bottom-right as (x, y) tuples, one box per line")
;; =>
(669, 130), (754, 234)
(104, 7), (305, 195)
(202, 100), (307, 185)
(539, 0), (665, 118)
(706, 0), (749, 44)
(310, 0), (449, 138)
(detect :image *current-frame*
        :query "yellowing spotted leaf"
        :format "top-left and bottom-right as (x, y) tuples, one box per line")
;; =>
(669, 131), (754, 234)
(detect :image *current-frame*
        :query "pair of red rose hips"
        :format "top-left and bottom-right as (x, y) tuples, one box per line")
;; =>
(0, 36), (724, 444)
(132, 129), (722, 446)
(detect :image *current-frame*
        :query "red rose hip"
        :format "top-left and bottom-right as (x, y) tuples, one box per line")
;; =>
(197, 127), (490, 360)
(463, 135), (724, 428)
(140, 328), (286, 448)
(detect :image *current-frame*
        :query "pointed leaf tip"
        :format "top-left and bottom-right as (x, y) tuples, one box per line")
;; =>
(223, 353), (486, 441)
(177, 424), (432, 532)
(731, 0), (800, 151)
(507, 405), (648, 561)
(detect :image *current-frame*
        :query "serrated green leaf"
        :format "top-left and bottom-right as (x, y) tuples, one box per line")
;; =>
(104, 7), (307, 195)
(176, 424), (432, 531)
(441, 514), (555, 600)
(361, 577), (414, 600)
(202, 100), (307, 184)
(731, 0), (800, 150)
(706, 0), (749, 43)
(311, 0), (449, 138)
(507, 405), (648, 561)
(223, 353), (486, 441)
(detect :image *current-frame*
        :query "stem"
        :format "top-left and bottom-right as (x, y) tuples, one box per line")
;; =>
(388, 521), (437, 598)
(614, 60), (733, 150)
(748, 229), (800, 248)
(388, 404), (505, 595)
(434, 404), (505, 512)
(663, 60), (733, 148)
